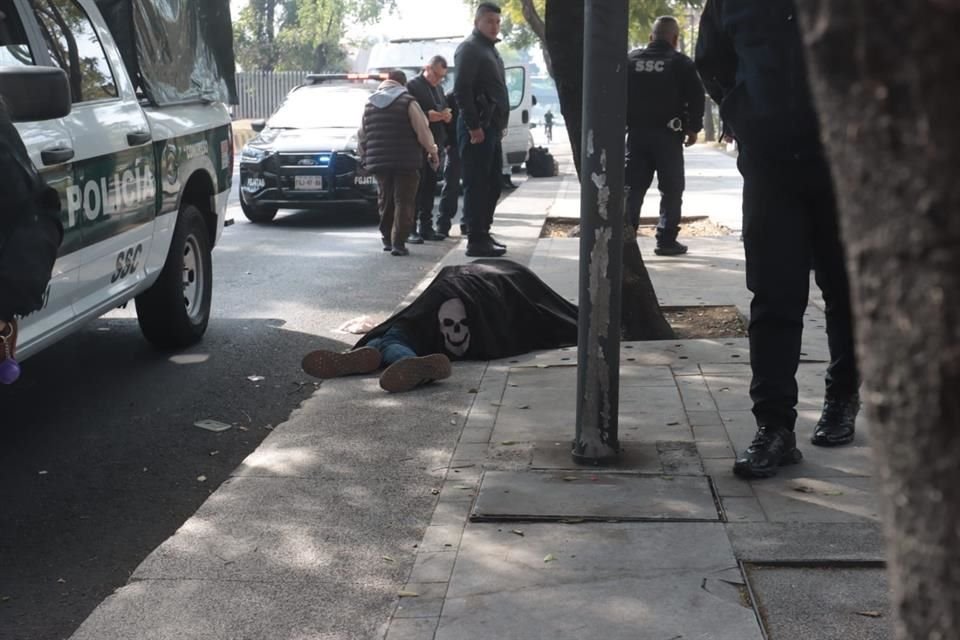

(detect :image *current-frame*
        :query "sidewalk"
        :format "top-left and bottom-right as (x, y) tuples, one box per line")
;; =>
(69, 145), (889, 640)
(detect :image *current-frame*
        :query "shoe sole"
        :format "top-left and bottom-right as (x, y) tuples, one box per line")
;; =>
(810, 433), (855, 447)
(301, 346), (382, 379)
(654, 249), (688, 256)
(732, 447), (803, 479)
(379, 354), (452, 393)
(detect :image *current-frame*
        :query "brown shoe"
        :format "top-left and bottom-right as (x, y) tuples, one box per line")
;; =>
(301, 346), (382, 379)
(379, 354), (452, 393)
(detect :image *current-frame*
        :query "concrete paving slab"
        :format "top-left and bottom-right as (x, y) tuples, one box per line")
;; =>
(491, 403), (693, 444)
(69, 578), (399, 640)
(528, 440), (701, 475)
(471, 470), (719, 521)
(438, 522), (763, 640)
(393, 582), (449, 619)
(745, 566), (891, 640)
(749, 476), (881, 524)
(505, 362), (677, 388)
(132, 476), (428, 582)
(726, 522), (886, 563)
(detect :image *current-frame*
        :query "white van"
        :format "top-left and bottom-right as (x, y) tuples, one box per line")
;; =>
(364, 37), (534, 173)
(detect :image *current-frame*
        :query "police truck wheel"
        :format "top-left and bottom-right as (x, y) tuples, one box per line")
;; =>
(240, 197), (277, 223)
(135, 204), (213, 349)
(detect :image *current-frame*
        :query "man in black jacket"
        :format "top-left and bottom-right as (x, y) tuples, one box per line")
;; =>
(406, 56), (452, 243)
(454, 2), (510, 258)
(625, 16), (705, 257)
(696, 0), (860, 479)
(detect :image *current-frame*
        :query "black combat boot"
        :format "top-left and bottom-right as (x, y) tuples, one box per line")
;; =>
(811, 394), (859, 447)
(733, 425), (803, 479)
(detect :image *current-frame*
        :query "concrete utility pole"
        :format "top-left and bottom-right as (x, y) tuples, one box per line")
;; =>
(573, 0), (628, 465)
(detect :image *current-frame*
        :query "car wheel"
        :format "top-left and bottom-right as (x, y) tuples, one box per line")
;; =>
(240, 196), (278, 223)
(135, 203), (213, 349)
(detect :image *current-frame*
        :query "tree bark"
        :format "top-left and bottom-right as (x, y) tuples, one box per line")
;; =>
(545, 0), (674, 341)
(795, 2), (960, 638)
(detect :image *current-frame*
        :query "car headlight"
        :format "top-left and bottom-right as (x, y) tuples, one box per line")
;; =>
(241, 146), (270, 163)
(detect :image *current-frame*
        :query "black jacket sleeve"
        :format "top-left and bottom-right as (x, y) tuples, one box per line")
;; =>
(695, 0), (737, 108)
(454, 42), (482, 130)
(680, 57), (706, 134)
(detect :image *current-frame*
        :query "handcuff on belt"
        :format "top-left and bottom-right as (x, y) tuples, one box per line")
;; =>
(667, 117), (684, 132)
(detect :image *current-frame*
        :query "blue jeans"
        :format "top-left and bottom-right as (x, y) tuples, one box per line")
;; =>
(366, 326), (416, 366)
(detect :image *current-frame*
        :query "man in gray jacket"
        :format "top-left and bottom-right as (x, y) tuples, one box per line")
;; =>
(359, 70), (440, 256)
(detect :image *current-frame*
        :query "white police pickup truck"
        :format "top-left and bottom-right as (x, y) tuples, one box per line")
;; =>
(1, 0), (235, 359)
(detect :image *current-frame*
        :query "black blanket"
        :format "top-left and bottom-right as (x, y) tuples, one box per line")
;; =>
(356, 260), (578, 360)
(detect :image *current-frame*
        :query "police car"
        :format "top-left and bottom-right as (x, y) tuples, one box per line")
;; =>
(3, 0), (233, 360)
(238, 74), (382, 223)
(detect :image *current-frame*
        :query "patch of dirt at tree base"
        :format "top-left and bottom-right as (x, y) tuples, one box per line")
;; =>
(661, 305), (747, 339)
(542, 217), (734, 238)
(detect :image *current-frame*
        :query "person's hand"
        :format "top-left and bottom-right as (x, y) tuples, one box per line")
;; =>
(442, 108), (453, 123)
(427, 110), (446, 123)
(721, 133), (735, 144)
(684, 132), (698, 147)
(428, 150), (440, 171)
(469, 128), (485, 144)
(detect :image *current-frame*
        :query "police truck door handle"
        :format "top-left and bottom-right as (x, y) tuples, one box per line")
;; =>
(127, 130), (152, 146)
(40, 146), (75, 165)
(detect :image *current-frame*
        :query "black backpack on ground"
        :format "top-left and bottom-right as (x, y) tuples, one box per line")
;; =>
(526, 146), (558, 178)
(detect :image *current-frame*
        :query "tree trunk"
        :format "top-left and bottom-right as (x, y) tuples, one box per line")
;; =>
(544, 0), (674, 341)
(703, 100), (716, 142)
(795, 2), (960, 638)
(519, 0), (553, 76)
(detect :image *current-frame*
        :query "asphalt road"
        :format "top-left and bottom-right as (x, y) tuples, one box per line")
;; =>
(0, 178), (463, 640)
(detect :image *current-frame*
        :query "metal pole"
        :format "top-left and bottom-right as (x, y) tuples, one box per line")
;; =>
(573, 0), (627, 465)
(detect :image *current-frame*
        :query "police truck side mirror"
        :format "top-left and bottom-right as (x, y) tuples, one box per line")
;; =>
(531, 95), (538, 106)
(0, 67), (71, 122)
(251, 119), (267, 132)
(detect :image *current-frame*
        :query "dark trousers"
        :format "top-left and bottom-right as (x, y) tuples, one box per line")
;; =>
(458, 116), (502, 241)
(624, 128), (685, 244)
(739, 148), (859, 430)
(414, 150), (443, 230)
(437, 144), (461, 232)
(375, 171), (420, 248)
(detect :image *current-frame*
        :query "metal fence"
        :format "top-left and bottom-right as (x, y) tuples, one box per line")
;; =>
(234, 71), (311, 120)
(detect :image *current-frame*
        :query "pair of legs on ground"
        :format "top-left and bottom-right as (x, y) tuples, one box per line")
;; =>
(624, 128), (688, 256)
(302, 326), (452, 393)
(409, 152), (446, 243)
(375, 171), (420, 256)
(458, 118), (506, 257)
(734, 148), (860, 479)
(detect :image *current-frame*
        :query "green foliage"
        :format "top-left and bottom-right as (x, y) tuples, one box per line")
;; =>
(234, 0), (395, 72)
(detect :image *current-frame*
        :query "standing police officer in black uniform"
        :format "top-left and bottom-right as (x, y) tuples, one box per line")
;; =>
(696, 0), (860, 479)
(454, 2), (510, 258)
(625, 16), (705, 257)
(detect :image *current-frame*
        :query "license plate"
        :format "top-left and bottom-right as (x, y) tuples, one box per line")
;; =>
(295, 175), (324, 190)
